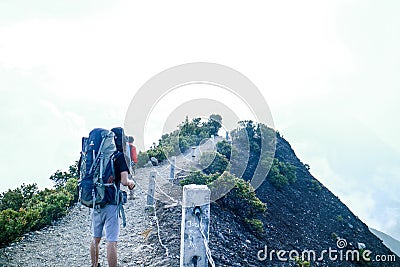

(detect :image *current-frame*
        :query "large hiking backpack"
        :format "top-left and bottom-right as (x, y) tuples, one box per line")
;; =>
(79, 128), (121, 209)
(110, 127), (127, 152)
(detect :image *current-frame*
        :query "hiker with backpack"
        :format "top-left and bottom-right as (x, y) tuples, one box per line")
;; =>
(79, 127), (135, 267)
(126, 136), (138, 200)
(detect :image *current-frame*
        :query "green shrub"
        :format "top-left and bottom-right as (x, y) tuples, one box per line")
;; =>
(136, 151), (149, 168)
(210, 172), (266, 218)
(310, 180), (322, 192)
(65, 178), (78, 204)
(244, 218), (264, 234)
(0, 162), (79, 248)
(227, 174), (266, 215)
(216, 140), (232, 160)
(24, 189), (72, 231)
(267, 158), (297, 189)
(0, 188), (24, 211)
(45, 190), (72, 219)
(179, 171), (220, 186)
(23, 207), (41, 231)
(199, 151), (230, 175)
(331, 232), (338, 240)
(357, 248), (371, 264)
(0, 209), (27, 246)
(269, 173), (289, 189)
(50, 161), (78, 189)
(178, 137), (190, 152)
(213, 172), (266, 235)
(230, 120), (276, 181)
(293, 256), (310, 267)
(180, 171), (266, 230)
(138, 115), (224, 166)
(147, 146), (167, 163)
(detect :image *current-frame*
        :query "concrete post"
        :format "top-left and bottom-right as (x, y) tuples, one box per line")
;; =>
(146, 171), (156, 209)
(180, 185), (211, 267)
(191, 146), (196, 161)
(170, 156), (176, 182)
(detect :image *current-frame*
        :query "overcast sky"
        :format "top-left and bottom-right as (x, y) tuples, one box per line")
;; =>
(0, 1), (399, 240)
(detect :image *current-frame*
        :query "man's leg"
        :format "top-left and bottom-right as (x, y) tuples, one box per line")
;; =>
(104, 205), (120, 267)
(90, 237), (101, 267)
(107, 241), (118, 267)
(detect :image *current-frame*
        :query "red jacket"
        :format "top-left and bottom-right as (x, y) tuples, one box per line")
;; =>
(129, 144), (138, 163)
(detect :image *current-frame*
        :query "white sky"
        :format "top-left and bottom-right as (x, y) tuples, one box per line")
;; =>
(0, 0), (399, 240)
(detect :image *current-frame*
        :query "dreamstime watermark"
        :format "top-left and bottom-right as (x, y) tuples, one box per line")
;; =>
(257, 238), (397, 263)
(124, 62), (276, 203)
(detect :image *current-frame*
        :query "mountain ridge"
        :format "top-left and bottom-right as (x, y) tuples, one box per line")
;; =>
(1, 134), (398, 266)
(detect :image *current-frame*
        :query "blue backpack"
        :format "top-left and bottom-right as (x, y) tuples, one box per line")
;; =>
(79, 128), (121, 209)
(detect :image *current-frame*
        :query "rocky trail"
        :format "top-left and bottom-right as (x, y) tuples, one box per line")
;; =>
(0, 139), (219, 267)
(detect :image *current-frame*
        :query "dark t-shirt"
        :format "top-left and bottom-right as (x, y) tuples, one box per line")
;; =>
(114, 152), (130, 184)
(105, 152), (130, 204)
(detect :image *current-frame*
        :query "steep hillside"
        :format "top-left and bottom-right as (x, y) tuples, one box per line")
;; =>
(253, 135), (399, 266)
(144, 135), (399, 266)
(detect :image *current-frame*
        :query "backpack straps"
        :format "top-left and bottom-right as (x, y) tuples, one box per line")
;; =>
(111, 151), (127, 227)
(119, 201), (126, 227)
(89, 134), (107, 174)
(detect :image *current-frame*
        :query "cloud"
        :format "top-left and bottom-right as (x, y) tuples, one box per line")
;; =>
(282, 103), (400, 240)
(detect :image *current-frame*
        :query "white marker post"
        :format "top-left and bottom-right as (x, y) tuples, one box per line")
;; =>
(169, 156), (176, 182)
(180, 185), (211, 267)
(146, 171), (156, 209)
(191, 146), (196, 161)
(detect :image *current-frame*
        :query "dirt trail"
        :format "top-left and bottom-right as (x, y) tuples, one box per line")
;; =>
(0, 138), (219, 267)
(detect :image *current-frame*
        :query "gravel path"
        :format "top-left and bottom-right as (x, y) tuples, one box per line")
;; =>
(0, 139), (219, 267)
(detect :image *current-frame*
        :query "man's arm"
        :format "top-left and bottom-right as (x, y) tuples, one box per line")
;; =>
(120, 171), (135, 190)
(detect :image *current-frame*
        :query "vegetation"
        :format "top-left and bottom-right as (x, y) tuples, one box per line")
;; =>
(180, 170), (220, 186)
(331, 232), (338, 240)
(199, 151), (230, 175)
(228, 120), (297, 189)
(293, 256), (311, 267)
(136, 115), (223, 167)
(137, 117), (297, 237)
(177, 118), (299, 234)
(136, 151), (149, 168)
(49, 161), (79, 189)
(0, 165), (78, 247)
(310, 179), (322, 192)
(266, 158), (297, 189)
(230, 120), (276, 181)
(244, 218), (264, 234)
(357, 248), (372, 264)
(181, 171), (266, 235)
(216, 140), (232, 160)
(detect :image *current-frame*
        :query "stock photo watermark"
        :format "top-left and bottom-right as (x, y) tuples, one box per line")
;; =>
(257, 238), (396, 264)
(124, 62), (276, 202)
